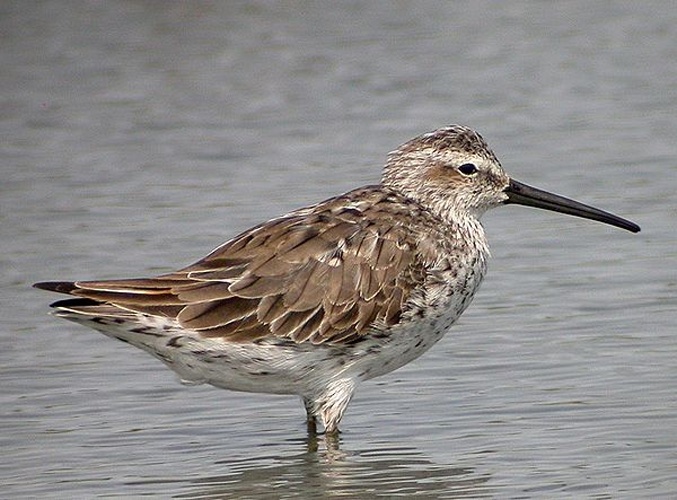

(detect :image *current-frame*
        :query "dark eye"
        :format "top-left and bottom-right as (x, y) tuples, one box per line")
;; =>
(457, 163), (478, 176)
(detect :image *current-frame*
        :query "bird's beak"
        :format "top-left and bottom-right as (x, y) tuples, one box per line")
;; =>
(504, 179), (640, 233)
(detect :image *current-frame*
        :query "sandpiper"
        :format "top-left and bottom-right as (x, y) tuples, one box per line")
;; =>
(35, 125), (640, 438)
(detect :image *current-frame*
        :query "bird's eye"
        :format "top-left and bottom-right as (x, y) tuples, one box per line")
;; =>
(457, 163), (478, 176)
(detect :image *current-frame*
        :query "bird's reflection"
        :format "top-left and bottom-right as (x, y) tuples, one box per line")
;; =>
(173, 436), (492, 499)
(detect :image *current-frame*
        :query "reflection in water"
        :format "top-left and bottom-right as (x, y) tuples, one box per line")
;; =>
(171, 437), (492, 499)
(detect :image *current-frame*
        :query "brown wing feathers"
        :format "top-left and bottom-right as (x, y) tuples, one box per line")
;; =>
(36, 193), (420, 344)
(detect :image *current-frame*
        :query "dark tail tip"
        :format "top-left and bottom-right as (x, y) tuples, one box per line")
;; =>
(33, 281), (78, 294)
(49, 297), (102, 308)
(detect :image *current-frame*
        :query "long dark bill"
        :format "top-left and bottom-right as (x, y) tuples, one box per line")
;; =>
(505, 179), (640, 233)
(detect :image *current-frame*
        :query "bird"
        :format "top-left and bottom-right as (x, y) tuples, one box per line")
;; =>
(34, 125), (640, 439)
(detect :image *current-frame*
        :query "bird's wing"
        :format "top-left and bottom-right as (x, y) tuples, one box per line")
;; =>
(40, 189), (428, 345)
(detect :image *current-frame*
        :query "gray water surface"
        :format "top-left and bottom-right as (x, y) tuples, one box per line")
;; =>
(3, 2), (676, 498)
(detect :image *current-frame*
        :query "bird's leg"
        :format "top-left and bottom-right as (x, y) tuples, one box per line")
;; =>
(302, 397), (318, 435)
(303, 396), (340, 450)
(324, 428), (340, 450)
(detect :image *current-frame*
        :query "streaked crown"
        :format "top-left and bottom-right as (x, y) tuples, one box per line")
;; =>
(382, 125), (510, 222)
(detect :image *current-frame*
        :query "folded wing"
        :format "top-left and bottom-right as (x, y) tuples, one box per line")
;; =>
(36, 193), (423, 345)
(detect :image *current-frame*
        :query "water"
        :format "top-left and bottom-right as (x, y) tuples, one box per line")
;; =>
(3, 1), (676, 497)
